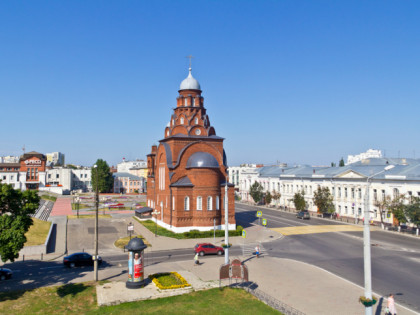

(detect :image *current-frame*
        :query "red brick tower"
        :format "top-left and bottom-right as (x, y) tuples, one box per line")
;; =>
(146, 67), (235, 232)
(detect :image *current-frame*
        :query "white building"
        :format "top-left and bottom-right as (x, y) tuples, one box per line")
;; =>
(46, 152), (65, 166)
(117, 159), (147, 173)
(0, 155), (19, 163)
(238, 158), (420, 226)
(347, 149), (382, 165)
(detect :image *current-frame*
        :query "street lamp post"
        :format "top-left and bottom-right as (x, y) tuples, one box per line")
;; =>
(363, 164), (394, 315)
(93, 165), (99, 282)
(224, 176), (229, 265)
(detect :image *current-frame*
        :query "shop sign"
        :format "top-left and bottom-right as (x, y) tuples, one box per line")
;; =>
(25, 159), (42, 165)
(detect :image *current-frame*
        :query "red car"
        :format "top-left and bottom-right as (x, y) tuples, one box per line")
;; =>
(194, 243), (224, 256)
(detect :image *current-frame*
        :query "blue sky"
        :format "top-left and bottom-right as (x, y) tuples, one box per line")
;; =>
(1, 1), (419, 167)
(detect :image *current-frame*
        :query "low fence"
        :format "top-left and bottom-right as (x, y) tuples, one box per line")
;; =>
(19, 222), (55, 256)
(231, 282), (305, 315)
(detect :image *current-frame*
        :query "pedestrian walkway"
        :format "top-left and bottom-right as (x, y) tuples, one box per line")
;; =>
(95, 255), (416, 315)
(271, 224), (369, 236)
(50, 197), (73, 216)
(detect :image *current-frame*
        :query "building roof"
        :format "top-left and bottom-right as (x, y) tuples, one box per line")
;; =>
(170, 176), (194, 187)
(179, 67), (201, 91)
(186, 152), (219, 168)
(255, 158), (420, 181)
(113, 172), (142, 180)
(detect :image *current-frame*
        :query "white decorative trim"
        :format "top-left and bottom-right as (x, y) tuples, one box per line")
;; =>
(155, 219), (236, 233)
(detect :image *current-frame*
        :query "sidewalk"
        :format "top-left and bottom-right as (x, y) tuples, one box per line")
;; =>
(96, 255), (417, 315)
(50, 197), (73, 216)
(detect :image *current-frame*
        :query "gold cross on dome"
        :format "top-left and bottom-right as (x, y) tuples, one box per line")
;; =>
(186, 55), (194, 68)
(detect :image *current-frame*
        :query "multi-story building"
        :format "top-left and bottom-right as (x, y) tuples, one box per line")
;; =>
(46, 152), (65, 166)
(146, 67), (235, 232)
(113, 172), (144, 194)
(0, 151), (92, 194)
(347, 149), (382, 165)
(238, 157), (420, 225)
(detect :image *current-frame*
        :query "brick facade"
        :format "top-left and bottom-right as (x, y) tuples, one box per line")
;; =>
(146, 69), (235, 232)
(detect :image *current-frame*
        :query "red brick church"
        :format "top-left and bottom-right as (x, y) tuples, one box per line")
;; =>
(146, 67), (235, 232)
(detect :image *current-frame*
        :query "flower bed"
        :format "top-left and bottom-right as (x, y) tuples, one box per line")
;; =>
(359, 296), (377, 307)
(149, 272), (191, 290)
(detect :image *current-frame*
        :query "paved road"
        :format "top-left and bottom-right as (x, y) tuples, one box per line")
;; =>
(0, 248), (242, 292)
(236, 202), (420, 312)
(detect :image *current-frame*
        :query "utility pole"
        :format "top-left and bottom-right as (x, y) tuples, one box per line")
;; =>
(224, 176), (229, 265)
(93, 165), (99, 282)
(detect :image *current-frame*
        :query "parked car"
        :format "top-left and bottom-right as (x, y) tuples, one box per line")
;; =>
(0, 268), (13, 280)
(63, 252), (102, 268)
(194, 243), (224, 256)
(296, 211), (310, 220)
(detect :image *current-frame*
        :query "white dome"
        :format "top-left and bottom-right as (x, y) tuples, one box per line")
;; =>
(179, 68), (201, 90)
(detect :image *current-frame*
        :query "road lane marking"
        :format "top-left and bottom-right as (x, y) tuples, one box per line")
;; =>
(271, 225), (372, 235)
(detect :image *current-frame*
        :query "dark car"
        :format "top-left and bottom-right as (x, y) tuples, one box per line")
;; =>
(0, 268), (13, 280)
(297, 211), (310, 220)
(194, 243), (224, 256)
(63, 252), (102, 268)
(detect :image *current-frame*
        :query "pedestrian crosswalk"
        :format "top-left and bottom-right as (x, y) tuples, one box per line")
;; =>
(241, 242), (267, 256)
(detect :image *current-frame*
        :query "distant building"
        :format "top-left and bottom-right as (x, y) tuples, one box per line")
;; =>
(46, 152), (65, 166)
(347, 149), (382, 165)
(0, 155), (19, 163)
(113, 172), (144, 194)
(117, 159), (147, 173)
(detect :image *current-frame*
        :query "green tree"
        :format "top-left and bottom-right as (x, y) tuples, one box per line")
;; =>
(339, 158), (345, 167)
(293, 191), (307, 211)
(374, 195), (392, 227)
(265, 191), (272, 205)
(271, 190), (281, 206)
(389, 195), (407, 225)
(249, 182), (263, 204)
(313, 186), (335, 214)
(0, 183), (40, 262)
(405, 197), (420, 228)
(91, 159), (114, 193)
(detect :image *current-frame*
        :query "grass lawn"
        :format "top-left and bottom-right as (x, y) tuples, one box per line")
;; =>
(114, 235), (151, 248)
(40, 195), (57, 202)
(0, 283), (280, 315)
(135, 217), (243, 239)
(71, 203), (91, 210)
(24, 218), (52, 246)
(68, 214), (112, 219)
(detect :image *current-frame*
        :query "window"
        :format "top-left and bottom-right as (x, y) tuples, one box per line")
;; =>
(344, 188), (348, 198)
(358, 188), (362, 199)
(373, 189), (377, 201)
(180, 117), (184, 124)
(352, 206), (355, 215)
(393, 188), (399, 198)
(338, 187), (341, 197)
(172, 119), (175, 125)
(351, 188), (355, 199)
(216, 196), (220, 210)
(197, 196), (202, 210)
(345, 206), (348, 214)
(184, 97), (188, 106)
(382, 190), (386, 200)
(195, 117), (198, 124)
(56, 174), (59, 179)
(10, 176), (13, 181)
(184, 197), (190, 211)
(207, 196), (213, 210)
(48, 174), (51, 179)
(358, 208), (362, 216)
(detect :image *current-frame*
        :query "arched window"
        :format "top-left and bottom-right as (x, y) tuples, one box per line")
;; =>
(184, 97), (188, 106)
(172, 196), (175, 211)
(207, 196), (213, 210)
(216, 196), (220, 210)
(180, 117), (184, 124)
(184, 197), (190, 211)
(197, 196), (202, 210)
(195, 117), (198, 124)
